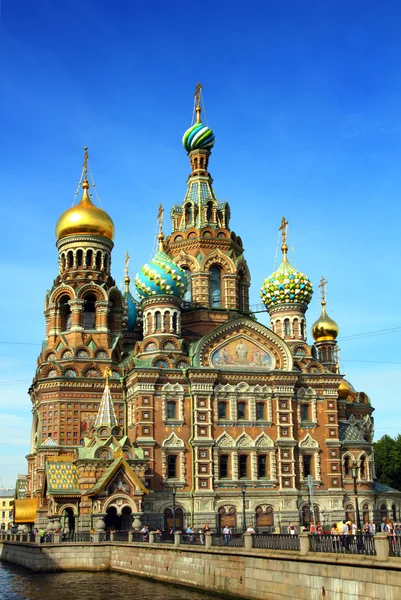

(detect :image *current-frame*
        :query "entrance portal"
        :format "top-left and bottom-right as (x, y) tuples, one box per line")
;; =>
(105, 506), (133, 530)
(62, 508), (75, 533)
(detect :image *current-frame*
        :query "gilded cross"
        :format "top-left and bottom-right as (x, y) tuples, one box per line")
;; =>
(279, 216), (288, 246)
(194, 82), (202, 123)
(83, 146), (89, 177)
(125, 250), (130, 279)
(157, 204), (164, 233)
(319, 276), (328, 303)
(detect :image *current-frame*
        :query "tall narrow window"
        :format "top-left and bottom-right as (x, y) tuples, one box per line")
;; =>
(344, 456), (350, 477)
(210, 267), (222, 307)
(360, 455), (366, 479)
(284, 319), (290, 336)
(218, 401), (227, 419)
(167, 455), (177, 478)
(182, 268), (192, 303)
(256, 402), (265, 420)
(258, 455), (267, 478)
(301, 404), (309, 421)
(95, 251), (102, 270)
(239, 454), (248, 478)
(303, 455), (312, 477)
(206, 201), (213, 222)
(155, 311), (161, 330)
(238, 402), (246, 420)
(172, 313), (178, 332)
(219, 454), (229, 478)
(83, 293), (96, 329)
(167, 401), (177, 420)
(362, 503), (370, 524)
(60, 295), (72, 331)
(86, 249), (93, 268)
(67, 251), (73, 268)
(300, 320), (305, 339)
(185, 203), (193, 225)
(77, 249), (83, 267)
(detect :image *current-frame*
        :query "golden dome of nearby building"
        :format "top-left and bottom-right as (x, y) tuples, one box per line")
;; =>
(338, 378), (356, 400)
(311, 301), (339, 342)
(55, 180), (114, 241)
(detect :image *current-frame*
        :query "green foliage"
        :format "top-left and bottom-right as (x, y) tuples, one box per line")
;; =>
(373, 434), (401, 491)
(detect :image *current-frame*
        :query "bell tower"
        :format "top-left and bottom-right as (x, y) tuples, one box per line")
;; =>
(166, 85), (250, 335)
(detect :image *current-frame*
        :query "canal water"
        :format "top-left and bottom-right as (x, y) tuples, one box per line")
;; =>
(0, 561), (225, 600)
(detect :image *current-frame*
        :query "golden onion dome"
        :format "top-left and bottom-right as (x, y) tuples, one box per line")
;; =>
(311, 301), (339, 342)
(338, 378), (357, 401)
(55, 180), (114, 241)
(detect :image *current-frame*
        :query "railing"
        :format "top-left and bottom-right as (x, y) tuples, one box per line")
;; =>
(61, 532), (91, 543)
(114, 531), (129, 542)
(132, 532), (148, 543)
(211, 533), (244, 547)
(309, 534), (376, 556)
(157, 531), (174, 544)
(180, 532), (205, 545)
(389, 535), (401, 557)
(99, 531), (111, 542)
(252, 533), (300, 551)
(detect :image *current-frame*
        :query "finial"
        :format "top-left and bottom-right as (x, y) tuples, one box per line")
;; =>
(81, 147), (90, 192)
(279, 216), (288, 259)
(124, 250), (130, 292)
(104, 366), (112, 385)
(319, 276), (328, 308)
(334, 346), (341, 373)
(194, 82), (202, 123)
(157, 203), (165, 251)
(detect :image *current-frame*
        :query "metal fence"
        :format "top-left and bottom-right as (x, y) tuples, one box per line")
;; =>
(309, 534), (376, 556)
(61, 532), (91, 543)
(211, 533), (244, 548)
(389, 535), (401, 557)
(180, 533), (205, 545)
(114, 531), (129, 542)
(252, 534), (300, 551)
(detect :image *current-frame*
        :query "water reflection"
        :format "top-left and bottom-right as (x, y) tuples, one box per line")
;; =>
(0, 561), (223, 600)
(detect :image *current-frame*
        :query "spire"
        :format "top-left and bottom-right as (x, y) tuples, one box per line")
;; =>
(94, 368), (117, 430)
(319, 276), (328, 311)
(279, 216), (289, 261)
(311, 276), (339, 343)
(157, 203), (165, 251)
(124, 250), (130, 293)
(194, 82), (202, 123)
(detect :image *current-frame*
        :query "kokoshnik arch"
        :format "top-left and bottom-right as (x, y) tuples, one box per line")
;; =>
(13, 86), (401, 534)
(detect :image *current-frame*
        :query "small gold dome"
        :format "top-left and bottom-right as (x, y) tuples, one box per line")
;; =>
(338, 379), (356, 401)
(56, 181), (114, 241)
(311, 302), (339, 342)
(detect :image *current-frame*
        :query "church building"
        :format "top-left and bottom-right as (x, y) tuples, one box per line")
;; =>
(14, 87), (401, 533)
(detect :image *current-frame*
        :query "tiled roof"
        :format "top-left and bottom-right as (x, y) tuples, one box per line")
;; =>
(46, 461), (80, 495)
(373, 481), (401, 494)
(339, 423), (366, 443)
(94, 383), (117, 429)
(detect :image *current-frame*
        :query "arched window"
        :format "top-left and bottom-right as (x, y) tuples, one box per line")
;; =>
(172, 313), (178, 332)
(185, 203), (193, 225)
(95, 251), (102, 270)
(256, 402), (265, 420)
(237, 401), (246, 420)
(300, 320), (305, 339)
(344, 456), (350, 477)
(346, 504), (355, 523)
(257, 455), (268, 478)
(167, 401), (177, 420)
(86, 249), (93, 268)
(210, 266), (222, 307)
(284, 319), (290, 336)
(182, 268), (192, 303)
(167, 455), (177, 479)
(301, 404), (310, 421)
(104, 254), (109, 273)
(67, 251), (73, 269)
(155, 311), (161, 330)
(392, 504), (397, 521)
(218, 401), (227, 419)
(239, 454), (248, 478)
(61, 254), (66, 271)
(219, 454), (229, 478)
(360, 455), (366, 479)
(59, 295), (72, 331)
(83, 293), (96, 329)
(303, 455), (312, 477)
(76, 249), (83, 267)
(362, 503), (370, 524)
(206, 201), (213, 222)
(380, 504), (388, 523)
(238, 271), (248, 312)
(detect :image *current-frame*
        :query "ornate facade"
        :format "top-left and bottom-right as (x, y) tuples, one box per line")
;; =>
(15, 90), (401, 533)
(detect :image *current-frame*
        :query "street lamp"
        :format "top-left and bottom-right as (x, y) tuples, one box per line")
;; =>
(240, 481), (247, 532)
(171, 484), (177, 531)
(351, 461), (362, 532)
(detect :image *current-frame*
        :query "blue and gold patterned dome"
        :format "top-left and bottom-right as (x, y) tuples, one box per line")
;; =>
(135, 248), (187, 299)
(182, 122), (215, 153)
(260, 257), (313, 309)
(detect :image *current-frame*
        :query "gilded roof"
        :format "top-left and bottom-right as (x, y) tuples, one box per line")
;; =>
(13, 498), (38, 523)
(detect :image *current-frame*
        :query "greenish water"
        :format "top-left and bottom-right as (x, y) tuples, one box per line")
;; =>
(0, 561), (225, 600)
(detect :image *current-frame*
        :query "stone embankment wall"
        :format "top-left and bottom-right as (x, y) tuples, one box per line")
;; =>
(2, 541), (401, 600)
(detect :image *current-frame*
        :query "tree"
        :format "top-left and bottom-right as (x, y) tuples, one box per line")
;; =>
(373, 434), (401, 491)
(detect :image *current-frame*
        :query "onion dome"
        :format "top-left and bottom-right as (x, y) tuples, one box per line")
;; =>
(311, 302), (339, 342)
(338, 379), (357, 400)
(56, 180), (115, 241)
(135, 234), (187, 299)
(182, 122), (215, 152)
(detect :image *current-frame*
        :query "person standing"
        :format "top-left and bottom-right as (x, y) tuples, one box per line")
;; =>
(288, 522), (296, 536)
(223, 524), (231, 546)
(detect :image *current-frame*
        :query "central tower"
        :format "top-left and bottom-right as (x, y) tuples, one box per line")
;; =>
(166, 84), (250, 335)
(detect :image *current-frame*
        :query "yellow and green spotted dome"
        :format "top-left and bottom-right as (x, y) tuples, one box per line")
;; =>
(260, 259), (313, 309)
(135, 249), (187, 299)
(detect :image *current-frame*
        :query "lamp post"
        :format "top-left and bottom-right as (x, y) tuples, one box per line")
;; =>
(241, 481), (247, 532)
(172, 484), (177, 531)
(351, 461), (362, 532)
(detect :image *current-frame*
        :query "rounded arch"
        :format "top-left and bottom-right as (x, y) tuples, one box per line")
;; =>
(103, 494), (138, 515)
(201, 249), (236, 275)
(60, 347), (74, 360)
(161, 338), (180, 351)
(77, 283), (108, 301)
(75, 345), (93, 359)
(49, 284), (76, 305)
(41, 364), (61, 378)
(108, 287), (124, 308)
(152, 356), (171, 369)
(61, 367), (78, 378)
(201, 228), (215, 238)
(58, 503), (79, 516)
(44, 349), (57, 362)
(82, 364), (102, 378)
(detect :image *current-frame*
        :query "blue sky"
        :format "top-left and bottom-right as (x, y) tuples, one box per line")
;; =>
(0, 0), (400, 486)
